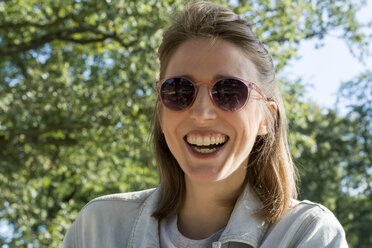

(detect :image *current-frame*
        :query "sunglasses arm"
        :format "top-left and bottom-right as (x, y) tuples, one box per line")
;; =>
(249, 83), (268, 101)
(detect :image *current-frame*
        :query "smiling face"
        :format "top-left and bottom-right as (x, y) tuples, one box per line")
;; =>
(158, 38), (266, 185)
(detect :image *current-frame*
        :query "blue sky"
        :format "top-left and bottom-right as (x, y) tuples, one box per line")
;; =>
(280, 0), (372, 110)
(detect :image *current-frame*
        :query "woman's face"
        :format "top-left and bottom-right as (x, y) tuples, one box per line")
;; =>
(159, 38), (266, 184)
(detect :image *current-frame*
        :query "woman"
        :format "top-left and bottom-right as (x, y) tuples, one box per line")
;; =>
(62, 1), (348, 247)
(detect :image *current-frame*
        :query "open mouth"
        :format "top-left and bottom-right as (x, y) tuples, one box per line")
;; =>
(184, 134), (229, 154)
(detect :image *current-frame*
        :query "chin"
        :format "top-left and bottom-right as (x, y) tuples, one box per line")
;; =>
(184, 165), (230, 183)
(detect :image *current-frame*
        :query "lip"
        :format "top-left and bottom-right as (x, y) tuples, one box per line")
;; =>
(185, 141), (227, 158)
(184, 133), (228, 159)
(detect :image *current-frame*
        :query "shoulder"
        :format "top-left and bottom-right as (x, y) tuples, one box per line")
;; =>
(288, 199), (345, 232)
(262, 199), (348, 247)
(79, 187), (157, 217)
(287, 199), (339, 223)
(86, 187), (157, 207)
(62, 187), (158, 248)
(79, 187), (157, 222)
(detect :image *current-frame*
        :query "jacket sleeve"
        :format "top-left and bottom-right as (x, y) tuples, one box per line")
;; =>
(293, 209), (348, 248)
(61, 221), (76, 248)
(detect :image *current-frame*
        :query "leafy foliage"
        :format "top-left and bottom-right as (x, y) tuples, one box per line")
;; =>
(0, 0), (370, 247)
(281, 73), (372, 247)
(337, 71), (372, 194)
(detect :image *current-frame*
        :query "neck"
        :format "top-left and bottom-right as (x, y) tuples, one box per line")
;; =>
(178, 167), (246, 239)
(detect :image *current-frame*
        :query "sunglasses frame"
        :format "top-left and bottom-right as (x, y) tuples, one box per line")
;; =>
(156, 77), (268, 112)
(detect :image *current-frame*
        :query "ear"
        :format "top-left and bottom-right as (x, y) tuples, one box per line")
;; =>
(257, 122), (268, 136)
(257, 101), (278, 136)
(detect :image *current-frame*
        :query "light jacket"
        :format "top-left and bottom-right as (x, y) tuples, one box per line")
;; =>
(62, 186), (348, 248)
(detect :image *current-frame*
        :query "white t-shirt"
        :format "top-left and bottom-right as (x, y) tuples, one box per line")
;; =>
(159, 215), (225, 248)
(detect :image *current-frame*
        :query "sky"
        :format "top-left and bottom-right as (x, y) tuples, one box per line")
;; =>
(280, 0), (372, 110)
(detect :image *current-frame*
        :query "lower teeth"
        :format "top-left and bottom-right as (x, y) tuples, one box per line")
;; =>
(193, 147), (218, 154)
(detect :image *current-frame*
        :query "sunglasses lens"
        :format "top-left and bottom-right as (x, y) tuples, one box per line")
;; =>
(212, 79), (248, 111)
(160, 78), (195, 111)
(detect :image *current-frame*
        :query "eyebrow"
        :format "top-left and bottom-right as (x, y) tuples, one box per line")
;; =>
(168, 73), (240, 82)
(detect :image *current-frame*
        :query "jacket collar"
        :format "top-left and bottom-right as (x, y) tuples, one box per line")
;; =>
(129, 185), (268, 248)
(128, 187), (161, 248)
(218, 186), (269, 247)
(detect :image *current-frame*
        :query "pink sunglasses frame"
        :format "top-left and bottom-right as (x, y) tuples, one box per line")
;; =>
(156, 77), (268, 112)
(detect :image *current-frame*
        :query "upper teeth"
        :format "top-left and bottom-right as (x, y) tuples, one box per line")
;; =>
(187, 135), (228, 146)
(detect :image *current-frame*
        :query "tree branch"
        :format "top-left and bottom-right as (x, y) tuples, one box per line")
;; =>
(38, 137), (78, 145)
(60, 37), (108, 44)
(0, 25), (128, 56)
(0, 14), (76, 30)
(0, 27), (86, 56)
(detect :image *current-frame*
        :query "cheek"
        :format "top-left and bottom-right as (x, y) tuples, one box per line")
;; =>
(160, 108), (185, 145)
(241, 119), (260, 144)
(236, 107), (263, 144)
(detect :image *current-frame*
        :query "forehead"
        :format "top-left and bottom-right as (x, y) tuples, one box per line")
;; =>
(164, 38), (258, 83)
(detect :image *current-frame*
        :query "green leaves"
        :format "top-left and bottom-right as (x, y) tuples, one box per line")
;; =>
(280, 75), (372, 247)
(0, 0), (371, 247)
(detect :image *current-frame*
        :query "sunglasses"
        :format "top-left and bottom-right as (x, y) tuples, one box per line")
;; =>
(156, 77), (267, 112)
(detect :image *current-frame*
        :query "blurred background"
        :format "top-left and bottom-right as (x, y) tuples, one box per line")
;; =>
(0, 0), (371, 247)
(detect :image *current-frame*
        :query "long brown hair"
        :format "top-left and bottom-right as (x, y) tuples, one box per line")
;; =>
(152, 1), (297, 223)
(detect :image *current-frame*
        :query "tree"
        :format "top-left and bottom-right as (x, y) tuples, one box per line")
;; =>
(0, 0), (370, 246)
(337, 71), (372, 196)
(335, 72), (372, 247)
(281, 72), (372, 247)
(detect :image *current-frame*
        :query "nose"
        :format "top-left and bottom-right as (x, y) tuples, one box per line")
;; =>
(189, 85), (217, 123)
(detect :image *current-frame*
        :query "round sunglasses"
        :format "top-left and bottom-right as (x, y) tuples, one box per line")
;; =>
(156, 77), (267, 112)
